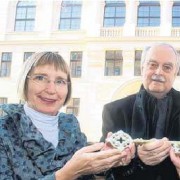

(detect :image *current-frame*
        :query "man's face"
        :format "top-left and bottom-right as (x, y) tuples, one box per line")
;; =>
(142, 45), (178, 98)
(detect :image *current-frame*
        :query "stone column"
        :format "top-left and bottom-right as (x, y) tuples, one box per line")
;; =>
(6, 1), (17, 33)
(122, 49), (135, 76)
(123, 0), (139, 36)
(160, 0), (173, 36)
(82, 1), (104, 37)
(35, 0), (54, 37)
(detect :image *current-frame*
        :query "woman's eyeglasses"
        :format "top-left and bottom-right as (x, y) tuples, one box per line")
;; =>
(27, 75), (70, 88)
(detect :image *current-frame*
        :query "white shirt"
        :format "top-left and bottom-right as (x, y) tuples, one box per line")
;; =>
(24, 103), (59, 147)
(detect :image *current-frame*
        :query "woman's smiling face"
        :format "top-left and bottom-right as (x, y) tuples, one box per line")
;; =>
(27, 64), (68, 115)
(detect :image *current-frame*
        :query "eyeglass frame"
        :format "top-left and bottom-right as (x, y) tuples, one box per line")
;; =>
(145, 60), (175, 73)
(27, 74), (71, 88)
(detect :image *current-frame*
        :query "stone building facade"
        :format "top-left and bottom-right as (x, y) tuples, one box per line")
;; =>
(0, 0), (180, 141)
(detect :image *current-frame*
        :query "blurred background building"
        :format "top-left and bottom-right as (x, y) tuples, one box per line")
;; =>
(0, 0), (180, 141)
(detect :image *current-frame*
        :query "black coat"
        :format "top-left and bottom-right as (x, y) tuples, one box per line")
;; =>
(101, 87), (180, 180)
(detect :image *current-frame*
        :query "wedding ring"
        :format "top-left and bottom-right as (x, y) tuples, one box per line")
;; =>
(120, 161), (127, 166)
(120, 162), (123, 166)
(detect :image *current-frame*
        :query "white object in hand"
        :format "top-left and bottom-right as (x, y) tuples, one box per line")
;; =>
(106, 130), (133, 151)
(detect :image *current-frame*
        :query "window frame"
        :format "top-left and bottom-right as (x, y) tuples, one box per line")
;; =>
(23, 52), (34, 62)
(66, 98), (80, 116)
(70, 51), (82, 78)
(103, 1), (126, 27)
(172, 3), (180, 27)
(0, 52), (12, 77)
(137, 2), (160, 27)
(105, 50), (123, 76)
(14, 1), (36, 31)
(59, 1), (82, 30)
(0, 97), (7, 116)
(176, 50), (180, 76)
(134, 50), (142, 76)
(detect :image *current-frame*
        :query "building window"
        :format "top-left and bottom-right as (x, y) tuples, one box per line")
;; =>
(24, 52), (34, 61)
(177, 50), (180, 76)
(0, 52), (12, 77)
(66, 98), (80, 116)
(105, 50), (123, 76)
(70, 51), (82, 77)
(103, 1), (125, 27)
(134, 50), (142, 76)
(172, 3), (180, 27)
(137, 2), (160, 27)
(15, 1), (36, 31)
(59, 1), (82, 30)
(0, 97), (7, 116)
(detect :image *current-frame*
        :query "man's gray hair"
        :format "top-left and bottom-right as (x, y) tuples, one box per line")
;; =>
(141, 43), (180, 73)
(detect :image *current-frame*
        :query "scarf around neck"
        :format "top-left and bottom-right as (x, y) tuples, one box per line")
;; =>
(131, 85), (172, 139)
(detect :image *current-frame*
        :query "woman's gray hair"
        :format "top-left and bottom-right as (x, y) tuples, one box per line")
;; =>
(17, 52), (71, 105)
(141, 43), (180, 73)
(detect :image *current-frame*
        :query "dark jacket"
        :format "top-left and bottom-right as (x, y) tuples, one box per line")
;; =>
(101, 87), (180, 180)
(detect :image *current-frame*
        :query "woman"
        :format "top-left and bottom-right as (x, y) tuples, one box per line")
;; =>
(0, 52), (134, 180)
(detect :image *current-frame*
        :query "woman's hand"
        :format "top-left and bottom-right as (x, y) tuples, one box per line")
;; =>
(137, 137), (171, 166)
(102, 132), (135, 167)
(113, 143), (135, 167)
(56, 142), (127, 180)
(170, 147), (180, 177)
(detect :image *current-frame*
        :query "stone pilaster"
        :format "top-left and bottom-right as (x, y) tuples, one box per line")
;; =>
(160, 0), (173, 36)
(123, 0), (139, 36)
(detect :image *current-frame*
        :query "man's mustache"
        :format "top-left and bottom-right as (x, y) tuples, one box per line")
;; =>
(151, 74), (166, 82)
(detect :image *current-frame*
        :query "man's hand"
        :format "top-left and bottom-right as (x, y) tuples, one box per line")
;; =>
(137, 137), (171, 166)
(170, 147), (180, 177)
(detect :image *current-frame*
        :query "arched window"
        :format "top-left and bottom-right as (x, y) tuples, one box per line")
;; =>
(15, 1), (36, 31)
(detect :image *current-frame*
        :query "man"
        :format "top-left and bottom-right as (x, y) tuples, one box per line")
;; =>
(101, 43), (180, 180)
